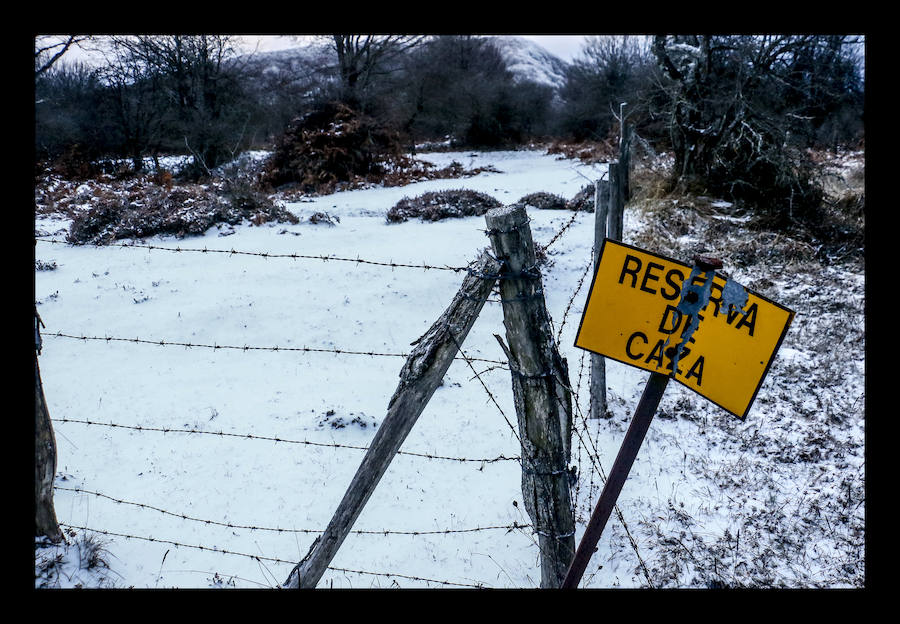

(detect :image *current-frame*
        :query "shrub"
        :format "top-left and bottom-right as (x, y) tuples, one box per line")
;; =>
(67, 181), (298, 244)
(261, 102), (411, 194)
(518, 192), (567, 211)
(565, 184), (598, 213)
(386, 189), (502, 223)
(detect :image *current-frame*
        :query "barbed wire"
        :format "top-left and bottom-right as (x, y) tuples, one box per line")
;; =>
(39, 212), (608, 588)
(446, 330), (521, 449)
(564, 355), (654, 587)
(555, 253), (594, 345)
(35, 237), (469, 273)
(52, 417), (519, 464)
(45, 331), (508, 366)
(55, 485), (529, 537)
(57, 523), (488, 588)
(36, 212), (582, 274)
(541, 209), (582, 252)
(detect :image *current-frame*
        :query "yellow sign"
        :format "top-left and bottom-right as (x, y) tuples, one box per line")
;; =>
(575, 239), (794, 419)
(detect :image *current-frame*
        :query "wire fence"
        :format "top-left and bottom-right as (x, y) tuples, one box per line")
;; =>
(56, 522), (490, 588)
(53, 417), (520, 465)
(44, 331), (508, 367)
(36, 208), (648, 588)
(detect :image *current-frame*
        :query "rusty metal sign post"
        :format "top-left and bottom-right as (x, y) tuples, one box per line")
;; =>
(562, 241), (794, 589)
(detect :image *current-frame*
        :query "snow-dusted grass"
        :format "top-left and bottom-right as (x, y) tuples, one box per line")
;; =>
(34, 149), (864, 589)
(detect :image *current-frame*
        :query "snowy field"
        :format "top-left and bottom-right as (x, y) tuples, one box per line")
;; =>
(34, 149), (865, 589)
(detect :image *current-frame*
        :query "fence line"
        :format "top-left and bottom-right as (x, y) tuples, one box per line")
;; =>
(57, 523), (487, 588)
(52, 417), (519, 464)
(44, 331), (508, 367)
(35, 237), (470, 273)
(37, 206), (593, 588)
(35, 209), (582, 273)
(55, 485), (529, 537)
(565, 358), (654, 587)
(541, 209), (582, 252)
(554, 252), (595, 345)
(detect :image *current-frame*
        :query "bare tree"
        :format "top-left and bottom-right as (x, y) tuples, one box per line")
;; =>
(106, 35), (247, 177)
(95, 39), (169, 172)
(559, 35), (654, 142)
(328, 35), (426, 109)
(34, 35), (91, 77)
(650, 35), (862, 219)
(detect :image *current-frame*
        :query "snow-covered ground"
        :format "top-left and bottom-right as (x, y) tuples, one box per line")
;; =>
(34, 149), (865, 589)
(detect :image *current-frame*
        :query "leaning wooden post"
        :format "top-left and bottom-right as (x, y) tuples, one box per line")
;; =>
(589, 178), (610, 420)
(35, 308), (63, 543)
(282, 250), (500, 589)
(485, 204), (575, 588)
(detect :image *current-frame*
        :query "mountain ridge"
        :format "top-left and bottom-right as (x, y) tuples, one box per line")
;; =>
(237, 35), (571, 91)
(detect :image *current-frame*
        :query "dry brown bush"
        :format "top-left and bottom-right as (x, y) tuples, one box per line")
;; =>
(386, 189), (502, 223)
(261, 102), (409, 194)
(518, 192), (567, 211)
(261, 102), (504, 196)
(66, 181), (298, 244)
(546, 140), (618, 164)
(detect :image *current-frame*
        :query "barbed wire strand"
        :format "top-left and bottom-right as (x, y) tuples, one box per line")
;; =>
(35, 237), (469, 273)
(36, 216), (579, 273)
(563, 355), (655, 588)
(55, 485), (529, 537)
(52, 417), (518, 464)
(45, 331), (508, 366)
(541, 209), (582, 253)
(57, 523), (486, 588)
(446, 330), (521, 448)
(555, 252), (594, 345)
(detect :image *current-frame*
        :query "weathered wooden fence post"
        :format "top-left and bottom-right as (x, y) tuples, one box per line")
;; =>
(589, 178), (610, 420)
(485, 204), (575, 588)
(35, 308), (63, 543)
(590, 114), (632, 421)
(608, 161), (625, 242)
(619, 103), (632, 202)
(282, 250), (501, 589)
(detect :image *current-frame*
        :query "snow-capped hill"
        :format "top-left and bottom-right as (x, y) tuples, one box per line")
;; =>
(490, 36), (569, 90)
(236, 41), (334, 78)
(238, 36), (570, 91)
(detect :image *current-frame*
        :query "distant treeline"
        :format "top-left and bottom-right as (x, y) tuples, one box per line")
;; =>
(35, 35), (863, 214)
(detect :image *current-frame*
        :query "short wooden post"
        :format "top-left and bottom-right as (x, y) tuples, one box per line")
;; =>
(485, 204), (575, 588)
(282, 250), (501, 589)
(35, 309), (63, 543)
